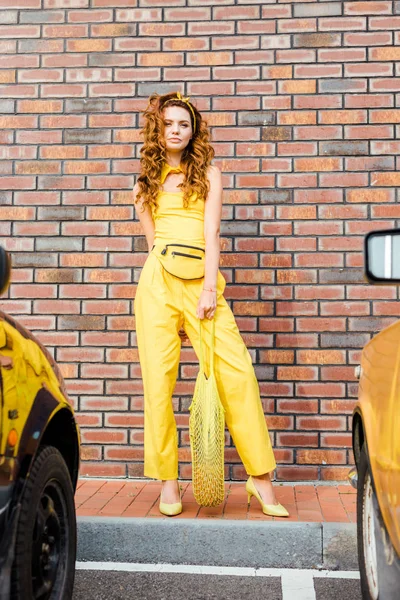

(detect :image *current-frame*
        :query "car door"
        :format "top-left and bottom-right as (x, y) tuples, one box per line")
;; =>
(361, 320), (400, 559)
(388, 353), (400, 557)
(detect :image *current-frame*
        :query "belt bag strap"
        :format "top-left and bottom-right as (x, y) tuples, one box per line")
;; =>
(153, 244), (205, 280)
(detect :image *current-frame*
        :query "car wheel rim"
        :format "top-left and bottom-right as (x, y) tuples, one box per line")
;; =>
(363, 473), (379, 600)
(31, 481), (68, 600)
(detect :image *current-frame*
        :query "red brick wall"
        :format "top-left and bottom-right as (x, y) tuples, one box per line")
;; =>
(1, 0), (400, 481)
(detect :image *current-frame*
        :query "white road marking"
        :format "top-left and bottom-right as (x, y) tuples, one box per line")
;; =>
(75, 561), (360, 582)
(281, 570), (316, 600)
(311, 570), (360, 579)
(76, 562), (255, 576)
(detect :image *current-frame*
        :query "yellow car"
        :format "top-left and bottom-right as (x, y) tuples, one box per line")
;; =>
(0, 247), (80, 599)
(349, 228), (400, 600)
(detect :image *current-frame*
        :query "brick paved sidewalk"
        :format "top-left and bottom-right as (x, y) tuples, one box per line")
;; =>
(75, 479), (356, 523)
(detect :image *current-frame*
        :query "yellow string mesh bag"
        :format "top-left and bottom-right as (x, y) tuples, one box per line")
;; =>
(189, 319), (225, 507)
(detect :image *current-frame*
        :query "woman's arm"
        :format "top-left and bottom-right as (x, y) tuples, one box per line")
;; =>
(196, 165), (223, 320)
(134, 182), (155, 252)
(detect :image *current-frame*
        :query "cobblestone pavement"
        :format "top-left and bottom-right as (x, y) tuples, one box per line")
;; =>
(75, 478), (356, 522)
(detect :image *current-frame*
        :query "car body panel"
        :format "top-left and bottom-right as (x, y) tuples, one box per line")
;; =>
(0, 310), (78, 453)
(0, 315), (68, 453)
(356, 318), (400, 558)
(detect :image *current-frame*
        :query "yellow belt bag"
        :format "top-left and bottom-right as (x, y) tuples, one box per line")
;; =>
(153, 243), (205, 280)
(189, 319), (226, 507)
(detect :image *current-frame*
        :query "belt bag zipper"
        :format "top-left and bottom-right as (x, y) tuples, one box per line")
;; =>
(161, 243), (205, 256)
(172, 251), (202, 260)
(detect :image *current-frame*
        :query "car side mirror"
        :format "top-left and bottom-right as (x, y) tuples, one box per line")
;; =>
(0, 247), (11, 296)
(365, 228), (400, 284)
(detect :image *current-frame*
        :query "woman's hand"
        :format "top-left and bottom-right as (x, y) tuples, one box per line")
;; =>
(196, 289), (217, 320)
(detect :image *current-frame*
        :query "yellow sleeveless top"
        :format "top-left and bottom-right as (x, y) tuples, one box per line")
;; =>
(152, 163), (205, 248)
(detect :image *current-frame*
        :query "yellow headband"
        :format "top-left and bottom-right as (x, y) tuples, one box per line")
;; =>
(162, 91), (196, 133)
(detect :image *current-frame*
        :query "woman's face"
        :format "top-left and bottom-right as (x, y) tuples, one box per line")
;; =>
(162, 105), (193, 153)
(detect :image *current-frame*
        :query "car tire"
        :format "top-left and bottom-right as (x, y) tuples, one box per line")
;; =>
(357, 442), (379, 600)
(11, 445), (76, 600)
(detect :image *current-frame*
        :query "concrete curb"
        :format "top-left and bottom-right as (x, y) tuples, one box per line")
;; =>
(77, 517), (358, 571)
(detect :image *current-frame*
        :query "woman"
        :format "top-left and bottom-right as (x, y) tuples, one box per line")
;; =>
(133, 91), (288, 518)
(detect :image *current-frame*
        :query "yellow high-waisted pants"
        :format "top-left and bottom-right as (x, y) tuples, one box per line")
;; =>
(134, 250), (277, 481)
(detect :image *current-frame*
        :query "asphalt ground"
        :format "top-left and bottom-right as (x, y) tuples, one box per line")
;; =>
(72, 565), (361, 600)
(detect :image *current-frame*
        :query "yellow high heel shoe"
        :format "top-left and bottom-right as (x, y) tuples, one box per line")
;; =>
(159, 482), (182, 517)
(246, 476), (289, 518)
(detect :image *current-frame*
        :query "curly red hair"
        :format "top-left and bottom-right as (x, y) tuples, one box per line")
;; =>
(135, 91), (215, 211)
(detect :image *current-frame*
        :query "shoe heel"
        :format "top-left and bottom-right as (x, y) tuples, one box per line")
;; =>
(247, 492), (252, 506)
